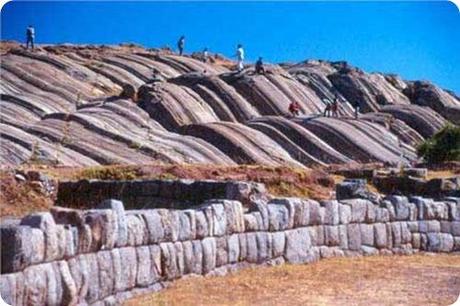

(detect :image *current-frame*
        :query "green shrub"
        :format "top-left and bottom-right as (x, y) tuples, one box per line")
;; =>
(417, 125), (460, 164)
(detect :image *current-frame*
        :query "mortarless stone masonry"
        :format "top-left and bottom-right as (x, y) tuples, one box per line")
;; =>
(1, 180), (460, 305)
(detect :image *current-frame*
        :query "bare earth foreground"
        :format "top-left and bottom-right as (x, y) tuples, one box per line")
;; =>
(125, 254), (460, 306)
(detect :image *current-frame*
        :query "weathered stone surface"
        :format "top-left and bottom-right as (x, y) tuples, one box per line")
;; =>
(292, 199), (310, 227)
(238, 233), (248, 262)
(191, 240), (203, 274)
(84, 209), (118, 250)
(142, 210), (165, 244)
(340, 199), (367, 223)
(256, 232), (271, 262)
(338, 225), (348, 250)
(202, 237), (217, 273)
(267, 203), (291, 231)
(454, 237), (460, 251)
(400, 222), (412, 244)
(195, 210), (209, 239)
(309, 200), (324, 225)
(0, 272), (24, 306)
(216, 237), (228, 267)
(271, 231), (286, 257)
(160, 242), (179, 280)
(391, 222), (402, 247)
(338, 204), (351, 224)
(284, 228), (311, 264)
(412, 233), (421, 249)
(158, 210), (180, 242)
(386, 196), (410, 221)
(149, 245), (163, 281)
(360, 224), (374, 246)
(347, 224), (362, 251)
(246, 232), (258, 263)
(361, 246), (379, 256)
(98, 199), (128, 247)
(374, 223), (388, 249)
(322, 200), (340, 225)
(325, 225), (340, 246)
(174, 242), (185, 276)
(221, 200), (245, 234)
(418, 220), (441, 233)
(227, 234), (240, 263)
(136, 246), (153, 287)
(243, 212), (259, 232)
(20, 212), (59, 261)
(125, 214), (147, 246)
(23, 263), (48, 306)
(249, 200), (269, 231)
(425, 233), (454, 252)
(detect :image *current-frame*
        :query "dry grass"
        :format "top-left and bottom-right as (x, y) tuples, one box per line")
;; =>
(125, 254), (460, 306)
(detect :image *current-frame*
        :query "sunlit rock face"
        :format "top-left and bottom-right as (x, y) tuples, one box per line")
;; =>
(1, 43), (458, 167)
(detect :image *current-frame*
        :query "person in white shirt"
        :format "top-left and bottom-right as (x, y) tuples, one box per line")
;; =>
(236, 44), (244, 72)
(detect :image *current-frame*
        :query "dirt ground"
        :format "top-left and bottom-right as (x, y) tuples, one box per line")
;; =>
(125, 254), (460, 306)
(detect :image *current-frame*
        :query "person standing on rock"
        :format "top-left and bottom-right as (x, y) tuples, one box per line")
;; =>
(323, 98), (332, 117)
(255, 57), (266, 75)
(26, 25), (35, 50)
(288, 101), (301, 117)
(331, 96), (340, 118)
(353, 101), (360, 119)
(202, 48), (209, 63)
(236, 44), (245, 72)
(177, 36), (185, 56)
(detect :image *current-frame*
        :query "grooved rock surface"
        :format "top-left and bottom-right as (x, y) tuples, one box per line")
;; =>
(2, 43), (458, 168)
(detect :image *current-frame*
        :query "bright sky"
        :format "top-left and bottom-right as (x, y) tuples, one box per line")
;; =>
(1, 1), (459, 93)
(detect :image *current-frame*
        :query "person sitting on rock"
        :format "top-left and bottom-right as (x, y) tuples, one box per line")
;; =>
(255, 57), (266, 75)
(26, 25), (35, 50)
(177, 35), (185, 56)
(288, 101), (301, 117)
(323, 99), (332, 117)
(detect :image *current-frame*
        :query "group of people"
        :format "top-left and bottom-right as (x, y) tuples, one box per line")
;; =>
(24, 28), (359, 120)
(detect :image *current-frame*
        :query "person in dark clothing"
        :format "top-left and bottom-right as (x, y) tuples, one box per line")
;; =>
(323, 99), (332, 117)
(331, 96), (340, 118)
(255, 57), (265, 75)
(353, 101), (360, 119)
(177, 36), (185, 55)
(26, 25), (35, 50)
(288, 101), (301, 117)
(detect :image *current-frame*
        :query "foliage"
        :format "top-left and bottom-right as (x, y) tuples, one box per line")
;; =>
(75, 166), (143, 180)
(417, 125), (460, 164)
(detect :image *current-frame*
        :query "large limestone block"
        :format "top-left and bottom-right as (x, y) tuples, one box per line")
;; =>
(360, 224), (374, 246)
(184, 209), (197, 239)
(0, 272), (24, 306)
(391, 222), (402, 247)
(195, 210), (209, 239)
(445, 199), (460, 221)
(407, 221), (419, 232)
(191, 240), (203, 274)
(125, 214), (147, 246)
(361, 246), (379, 256)
(227, 234), (240, 263)
(324, 226), (340, 246)
(85, 253), (100, 303)
(347, 224), (362, 251)
(322, 201), (340, 225)
(76, 224), (93, 254)
(284, 228), (311, 264)
(182, 241), (194, 275)
(216, 237), (228, 267)
(426, 233), (454, 252)
(309, 200), (324, 225)
(410, 197), (449, 220)
(158, 210), (180, 242)
(382, 200), (396, 221)
(97, 250), (114, 298)
(114, 247), (137, 290)
(418, 220), (441, 233)
(1, 225), (45, 273)
(142, 210), (165, 244)
(412, 233), (421, 249)
(98, 199), (128, 247)
(248, 200), (269, 231)
(365, 202), (377, 223)
(386, 196), (410, 221)
(238, 233), (248, 262)
(177, 211), (193, 241)
(84, 209), (118, 251)
(174, 242), (185, 276)
(374, 223), (388, 249)
(338, 204), (351, 224)
(68, 255), (89, 303)
(400, 222), (412, 244)
(160, 243), (179, 280)
(452, 221), (460, 236)
(268, 198), (296, 229)
(20, 212), (59, 261)
(292, 199), (310, 227)
(256, 232), (272, 262)
(340, 199), (367, 223)
(271, 231), (286, 258)
(339, 225), (348, 250)
(202, 237), (217, 274)
(23, 263), (48, 306)
(221, 200), (245, 234)
(149, 245), (162, 281)
(267, 203), (291, 231)
(136, 246), (153, 287)
(245, 232), (258, 263)
(58, 261), (78, 306)
(211, 203), (227, 236)
(243, 212), (259, 232)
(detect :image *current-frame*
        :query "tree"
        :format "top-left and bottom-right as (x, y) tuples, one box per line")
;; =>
(417, 125), (460, 164)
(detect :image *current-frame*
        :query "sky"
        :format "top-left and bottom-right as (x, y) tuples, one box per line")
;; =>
(1, 1), (459, 93)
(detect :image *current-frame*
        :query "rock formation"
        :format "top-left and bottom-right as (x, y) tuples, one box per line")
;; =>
(1, 43), (459, 167)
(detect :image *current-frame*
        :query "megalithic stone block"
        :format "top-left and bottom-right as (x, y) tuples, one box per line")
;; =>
(98, 199), (128, 247)
(20, 212), (59, 262)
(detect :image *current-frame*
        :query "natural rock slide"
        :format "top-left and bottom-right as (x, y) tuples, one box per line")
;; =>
(1, 43), (459, 168)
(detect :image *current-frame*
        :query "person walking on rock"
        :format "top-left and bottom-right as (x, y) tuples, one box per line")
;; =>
(26, 25), (35, 50)
(177, 36), (185, 56)
(323, 98), (332, 117)
(236, 44), (245, 72)
(255, 57), (265, 75)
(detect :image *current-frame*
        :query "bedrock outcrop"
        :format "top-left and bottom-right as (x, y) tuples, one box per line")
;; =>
(1, 43), (458, 167)
(1, 179), (459, 305)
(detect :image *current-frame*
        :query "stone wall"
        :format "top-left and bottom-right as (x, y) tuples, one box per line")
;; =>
(2, 194), (460, 305)
(56, 179), (268, 209)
